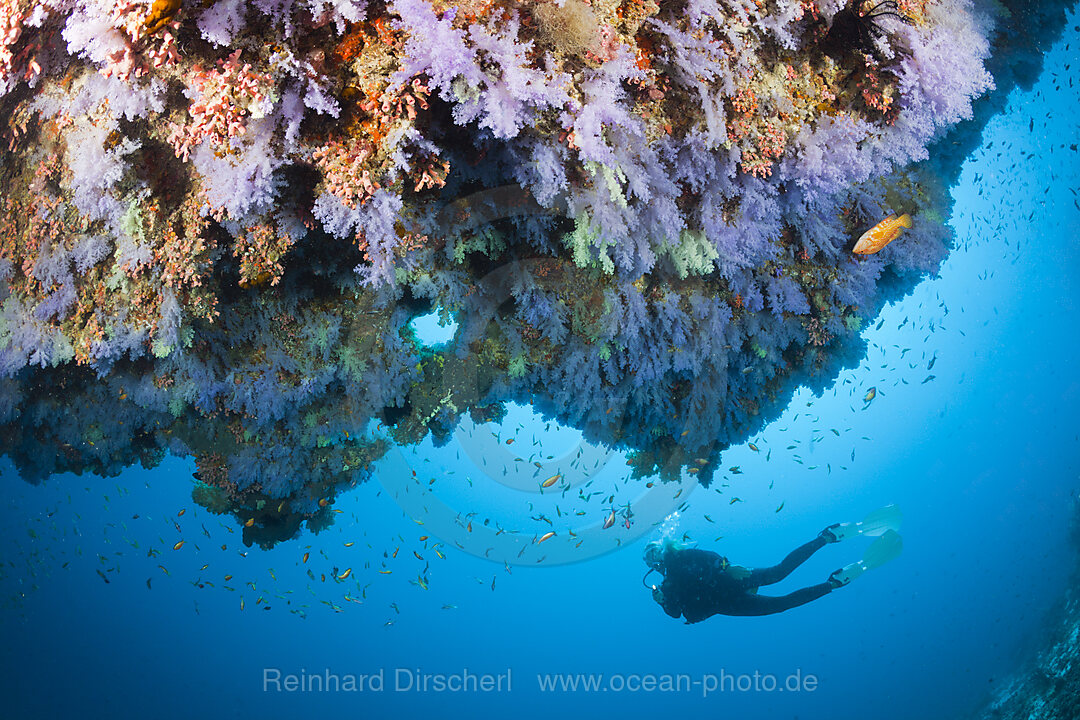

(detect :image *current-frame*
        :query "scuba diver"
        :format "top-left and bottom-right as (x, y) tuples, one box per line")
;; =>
(643, 505), (903, 623)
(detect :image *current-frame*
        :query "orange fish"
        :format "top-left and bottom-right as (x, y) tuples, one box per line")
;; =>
(173, 540), (185, 550)
(338, 568), (352, 580)
(302, 552), (310, 563)
(538, 531), (556, 543)
(244, 518), (255, 527)
(541, 474), (561, 488)
(853, 214), (912, 254)
(177, 509), (185, 517)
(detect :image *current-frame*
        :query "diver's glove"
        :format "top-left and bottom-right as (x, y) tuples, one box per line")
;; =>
(651, 585), (665, 605)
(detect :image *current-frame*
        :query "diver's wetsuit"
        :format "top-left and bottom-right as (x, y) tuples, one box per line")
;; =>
(658, 536), (833, 623)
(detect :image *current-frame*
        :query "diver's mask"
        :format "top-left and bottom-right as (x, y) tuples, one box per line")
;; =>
(643, 540), (665, 571)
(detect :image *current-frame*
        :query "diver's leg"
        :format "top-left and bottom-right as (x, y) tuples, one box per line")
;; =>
(745, 535), (828, 587)
(725, 583), (833, 617)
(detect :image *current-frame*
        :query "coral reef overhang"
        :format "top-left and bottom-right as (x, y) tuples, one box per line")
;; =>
(0, 0), (1069, 545)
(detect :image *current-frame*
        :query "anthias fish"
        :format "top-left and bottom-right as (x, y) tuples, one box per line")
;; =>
(853, 214), (912, 254)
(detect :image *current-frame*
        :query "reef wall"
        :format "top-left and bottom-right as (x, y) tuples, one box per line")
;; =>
(0, 0), (1067, 544)
(975, 495), (1080, 720)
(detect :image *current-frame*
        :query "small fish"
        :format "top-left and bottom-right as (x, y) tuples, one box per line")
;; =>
(864, 387), (877, 403)
(302, 552), (310, 563)
(173, 540), (185, 551)
(775, 502), (785, 513)
(419, 535), (428, 541)
(318, 498), (328, 507)
(338, 568), (352, 580)
(541, 474), (561, 488)
(729, 497), (743, 505)
(244, 518), (255, 527)
(602, 511), (616, 529)
(853, 214), (913, 254)
(224, 575), (233, 581)
(177, 509), (186, 517)
(344, 542), (354, 548)
(748, 443), (759, 452)
(538, 531), (556, 543)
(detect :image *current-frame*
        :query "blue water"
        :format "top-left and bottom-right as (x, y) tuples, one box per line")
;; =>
(2, 17), (1079, 720)
(409, 310), (459, 346)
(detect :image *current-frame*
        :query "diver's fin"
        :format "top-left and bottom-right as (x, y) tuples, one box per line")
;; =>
(826, 504), (902, 542)
(858, 505), (903, 537)
(863, 529), (903, 567)
(829, 530), (903, 587)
